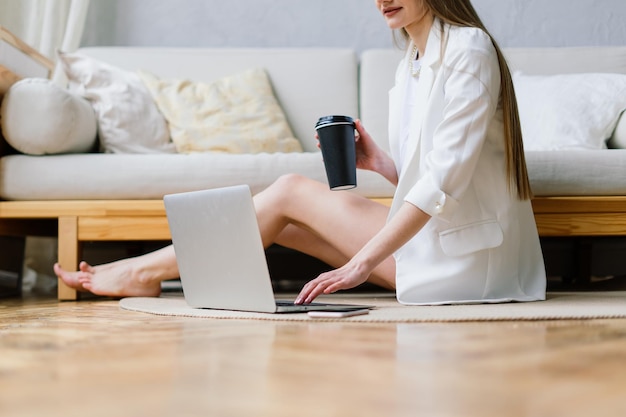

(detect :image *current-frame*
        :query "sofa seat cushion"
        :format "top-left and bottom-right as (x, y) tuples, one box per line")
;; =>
(2, 150), (624, 201)
(0, 152), (395, 200)
(2, 151), (624, 200)
(525, 150), (626, 196)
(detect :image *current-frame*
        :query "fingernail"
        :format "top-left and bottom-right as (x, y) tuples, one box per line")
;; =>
(295, 297), (302, 304)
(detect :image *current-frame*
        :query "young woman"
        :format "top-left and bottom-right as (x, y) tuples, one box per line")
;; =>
(55, 0), (546, 305)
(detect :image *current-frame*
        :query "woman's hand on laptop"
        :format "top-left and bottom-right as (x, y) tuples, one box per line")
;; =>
(294, 261), (370, 304)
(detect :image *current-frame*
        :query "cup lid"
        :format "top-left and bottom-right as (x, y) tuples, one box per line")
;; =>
(315, 115), (354, 129)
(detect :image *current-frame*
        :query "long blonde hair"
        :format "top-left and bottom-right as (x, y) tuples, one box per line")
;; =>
(397, 0), (532, 200)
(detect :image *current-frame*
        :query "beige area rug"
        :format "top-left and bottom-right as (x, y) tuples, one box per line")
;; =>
(119, 292), (626, 322)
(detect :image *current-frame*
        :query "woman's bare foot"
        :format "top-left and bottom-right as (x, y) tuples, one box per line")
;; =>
(54, 259), (162, 298)
(54, 262), (88, 292)
(54, 246), (179, 298)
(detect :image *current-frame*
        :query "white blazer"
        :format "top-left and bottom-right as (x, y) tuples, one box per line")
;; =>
(388, 20), (546, 305)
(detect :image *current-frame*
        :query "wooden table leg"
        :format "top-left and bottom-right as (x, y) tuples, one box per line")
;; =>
(57, 216), (78, 301)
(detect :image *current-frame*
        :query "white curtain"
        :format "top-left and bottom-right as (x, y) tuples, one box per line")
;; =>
(0, 0), (91, 290)
(0, 0), (90, 60)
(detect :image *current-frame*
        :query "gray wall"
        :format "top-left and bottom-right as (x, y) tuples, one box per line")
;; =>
(82, 0), (626, 51)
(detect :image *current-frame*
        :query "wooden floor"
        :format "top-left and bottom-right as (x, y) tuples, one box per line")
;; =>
(2, 290), (626, 417)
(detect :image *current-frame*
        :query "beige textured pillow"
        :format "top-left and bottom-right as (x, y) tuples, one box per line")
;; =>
(138, 68), (302, 154)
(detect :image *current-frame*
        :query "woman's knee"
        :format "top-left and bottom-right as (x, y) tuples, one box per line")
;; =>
(256, 174), (306, 206)
(273, 173), (311, 188)
(269, 174), (322, 198)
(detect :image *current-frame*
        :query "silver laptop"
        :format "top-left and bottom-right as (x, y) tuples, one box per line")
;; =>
(163, 184), (372, 313)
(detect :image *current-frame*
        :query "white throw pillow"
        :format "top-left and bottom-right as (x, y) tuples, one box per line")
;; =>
(0, 78), (97, 155)
(58, 51), (176, 154)
(137, 68), (302, 154)
(513, 72), (626, 151)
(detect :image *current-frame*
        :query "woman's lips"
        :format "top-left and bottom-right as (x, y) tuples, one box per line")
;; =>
(383, 7), (402, 18)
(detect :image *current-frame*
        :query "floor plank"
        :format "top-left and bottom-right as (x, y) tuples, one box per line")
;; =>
(2, 292), (626, 417)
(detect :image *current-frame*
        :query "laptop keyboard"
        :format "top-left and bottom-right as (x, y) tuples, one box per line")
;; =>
(275, 300), (328, 307)
(276, 300), (305, 307)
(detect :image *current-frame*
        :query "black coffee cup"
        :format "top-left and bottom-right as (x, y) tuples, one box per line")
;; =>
(315, 115), (357, 190)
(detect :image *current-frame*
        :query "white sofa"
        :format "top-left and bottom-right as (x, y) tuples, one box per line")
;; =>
(0, 47), (393, 200)
(1, 45), (626, 299)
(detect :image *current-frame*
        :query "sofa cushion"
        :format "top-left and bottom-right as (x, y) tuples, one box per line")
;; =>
(514, 72), (626, 151)
(138, 68), (302, 154)
(0, 153), (395, 200)
(0, 78), (97, 155)
(503, 47), (626, 76)
(58, 52), (176, 154)
(2, 149), (625, 200)
(359, 48), (404, 153)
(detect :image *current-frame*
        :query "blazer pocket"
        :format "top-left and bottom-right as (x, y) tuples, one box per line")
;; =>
(439, 220), (504, 257)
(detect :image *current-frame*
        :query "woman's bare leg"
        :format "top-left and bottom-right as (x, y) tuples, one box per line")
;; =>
(54, 174), (394, 297)
(255, 174), (395, 289)
(272, 223), (395, 290)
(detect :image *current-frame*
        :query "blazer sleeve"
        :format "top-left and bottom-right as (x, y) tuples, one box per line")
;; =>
(404, 31), (502, 222)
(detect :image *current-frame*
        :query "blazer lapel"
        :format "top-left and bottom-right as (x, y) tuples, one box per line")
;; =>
(389, 22), (448, 219)
(402, 24), (445, 166)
